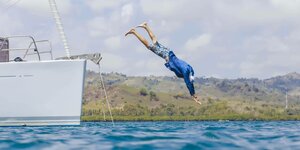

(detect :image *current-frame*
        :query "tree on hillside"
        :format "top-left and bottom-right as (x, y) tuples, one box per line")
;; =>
(149, 91), (159, 101)
(140, 88), (148, 96)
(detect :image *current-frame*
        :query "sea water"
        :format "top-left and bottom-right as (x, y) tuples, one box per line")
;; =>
(0, 121), (299, 149)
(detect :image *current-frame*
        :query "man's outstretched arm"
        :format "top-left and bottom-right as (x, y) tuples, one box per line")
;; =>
(183, 74), (201, 104)
(183, 74), (195, 96)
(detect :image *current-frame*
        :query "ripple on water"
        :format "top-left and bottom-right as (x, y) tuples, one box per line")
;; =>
(1, 121), (300, 149)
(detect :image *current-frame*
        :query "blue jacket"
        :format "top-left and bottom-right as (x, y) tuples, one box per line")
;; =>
(164, 51), (195, 96)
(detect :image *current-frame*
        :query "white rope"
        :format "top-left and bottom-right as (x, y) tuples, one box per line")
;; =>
(48, 0), (71, 58)
(4, 0), (21, 9)
(99, 80), (106, 121)
(98, 64), (115, 126)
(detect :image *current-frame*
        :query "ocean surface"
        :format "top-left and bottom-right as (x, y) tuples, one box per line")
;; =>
(0, 121), (300, 150)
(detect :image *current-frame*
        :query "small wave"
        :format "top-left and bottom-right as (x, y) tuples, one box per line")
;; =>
(1, 121), (300, 149)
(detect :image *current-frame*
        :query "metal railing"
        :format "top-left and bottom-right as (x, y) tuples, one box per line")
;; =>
(23, 40), (53, 60)
(0, 36), (54, 61)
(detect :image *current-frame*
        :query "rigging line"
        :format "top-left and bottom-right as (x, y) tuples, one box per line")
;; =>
(98, 64), (115, 127)
(0, 0), (14, 7)
(98, 81), (106, 121)
(1, 0), (22, 12)
(99, 79), (106, 121)
(2, 0), (15, 4)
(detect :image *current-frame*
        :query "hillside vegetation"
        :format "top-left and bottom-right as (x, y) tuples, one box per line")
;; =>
(82, 71), (300, 121)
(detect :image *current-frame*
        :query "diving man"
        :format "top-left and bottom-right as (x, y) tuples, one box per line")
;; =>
(125, 22), (201, 105)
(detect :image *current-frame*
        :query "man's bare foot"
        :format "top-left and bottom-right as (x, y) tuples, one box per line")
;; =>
(136, 22), (147, 29)
(125, 28), (135, 36)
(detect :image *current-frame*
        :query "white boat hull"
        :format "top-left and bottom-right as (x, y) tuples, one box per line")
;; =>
(0, 60), (86, 126)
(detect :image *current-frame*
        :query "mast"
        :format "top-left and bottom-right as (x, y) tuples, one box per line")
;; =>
(48, 0), (71, 58)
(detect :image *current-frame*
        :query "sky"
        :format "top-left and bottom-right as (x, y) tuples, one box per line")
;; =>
(0, 0), (300, 79)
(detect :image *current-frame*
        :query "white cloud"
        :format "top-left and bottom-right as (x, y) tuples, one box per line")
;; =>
(239, 50), (300, 78)
(239, 62), (263, 77)
(134, 46), (146, 54)
(86, 0), (121, 12)
(101, 52), (126, 71)
(238, 27), (300, 78)
(185, 34), (212, 51)
(217, 62), (236, 70)
(0, 14), (23, 35)
(16, 0), (72, 16)
(213, 0), (300, 27)
(121, 3), (133, 23)
(133, 58), (170, 76)
(140, 0), (300, 32)
(270, 0), (300, 15)
(87, 17), (112, 37)
(243, 35), (291, 53)
(2, 0), (300, 78)
(159, 37), (171, 46)
(140, 0), (185, 18)
(87, 2), (135, 38)
(104, 36), (121, 50)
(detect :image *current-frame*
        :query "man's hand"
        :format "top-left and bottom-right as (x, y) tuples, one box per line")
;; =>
(192, 95), (201, 105)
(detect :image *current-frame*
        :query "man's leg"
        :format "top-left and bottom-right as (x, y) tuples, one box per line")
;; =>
(137, 22), (157, 44)
(137, 22), (170, 62)
(125, 28), (150, 48)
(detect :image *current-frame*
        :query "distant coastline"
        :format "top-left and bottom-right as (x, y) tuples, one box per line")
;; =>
(82, 71), (300, 121)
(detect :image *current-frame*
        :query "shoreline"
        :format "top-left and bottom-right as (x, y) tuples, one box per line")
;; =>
(81, 115), (300, 122)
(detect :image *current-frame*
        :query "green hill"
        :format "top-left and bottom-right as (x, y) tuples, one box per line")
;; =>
(82, 71), (300, 121)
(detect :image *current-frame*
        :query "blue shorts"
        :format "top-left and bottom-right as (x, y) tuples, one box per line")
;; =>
(149, 42), (170, 59)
